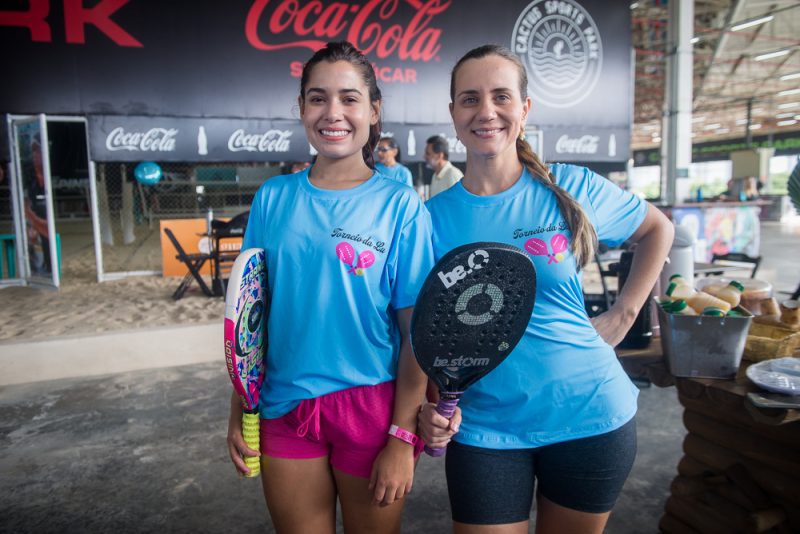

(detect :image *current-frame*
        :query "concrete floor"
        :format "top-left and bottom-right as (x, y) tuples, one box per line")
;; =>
(0, 362), (684, 534)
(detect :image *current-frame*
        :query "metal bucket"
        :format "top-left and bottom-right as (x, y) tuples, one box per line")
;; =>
(655, 298), (753, 378)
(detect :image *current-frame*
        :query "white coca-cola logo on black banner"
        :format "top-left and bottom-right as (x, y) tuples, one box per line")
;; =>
(555, 134), (598, 154)
(105, 127), (178, 152)
(512, 0), (603, 109)
(228, 129), (292, 153)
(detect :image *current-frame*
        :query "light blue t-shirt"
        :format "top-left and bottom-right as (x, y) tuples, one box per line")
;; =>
(425, 164), (648, 449)
(242, 168), (434, 418)
(375, 162), (414, 188)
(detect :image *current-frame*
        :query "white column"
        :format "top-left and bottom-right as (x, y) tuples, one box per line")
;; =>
(660, 0), (694, 205)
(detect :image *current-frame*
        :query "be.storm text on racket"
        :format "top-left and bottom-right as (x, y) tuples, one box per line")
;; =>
(437, 249), (490, 288)
(433, 356), (490, 367)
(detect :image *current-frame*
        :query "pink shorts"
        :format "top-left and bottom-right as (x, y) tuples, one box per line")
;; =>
(260, 381), (423, 478)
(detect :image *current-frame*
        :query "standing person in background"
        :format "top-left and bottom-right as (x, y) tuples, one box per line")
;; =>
(418, 44), (673, 534)
(425, 135), (463, 199)
(375, 136), (414, 188)
(226, 41), (434, 534)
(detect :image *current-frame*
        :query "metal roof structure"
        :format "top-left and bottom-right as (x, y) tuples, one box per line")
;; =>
(631, 0), (800, 150)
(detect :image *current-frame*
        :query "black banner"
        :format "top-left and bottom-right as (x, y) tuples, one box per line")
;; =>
(3, 0), (631, 162)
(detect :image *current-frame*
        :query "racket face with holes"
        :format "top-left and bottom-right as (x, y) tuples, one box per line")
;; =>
(411, 243), (536, 394)
(224, 248), (268, 412)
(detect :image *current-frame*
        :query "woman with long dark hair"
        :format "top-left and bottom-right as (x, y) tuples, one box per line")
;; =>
(227, 41), (433, 533)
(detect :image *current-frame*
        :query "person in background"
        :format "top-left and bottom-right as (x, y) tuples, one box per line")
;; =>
(744, 176), (760, 200)
(425, 135), (463, 199)
(290, 160), (312, 174)
(226, 41), (433, 534)
(418, 44), (673, 534)
(375, 136), (414, 188)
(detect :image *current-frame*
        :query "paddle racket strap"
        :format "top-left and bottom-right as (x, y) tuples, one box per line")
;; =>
(242, 409), (261, 477)
(424, 393), (463, 457)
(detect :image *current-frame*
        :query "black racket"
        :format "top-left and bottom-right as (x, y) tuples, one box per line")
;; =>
(411, 242), (536, 456)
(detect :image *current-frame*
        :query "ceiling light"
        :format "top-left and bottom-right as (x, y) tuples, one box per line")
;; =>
(777, 112), (797, 119)
(777, 102), (799, 109)
(777, 119), (798, 127)
(748, 124), (762, 130)
(735, 119), (748, 125)
(690, 37), (700, 44)
(630, 3), (639, 9)
(754, 49), (791, 61)
(778, 88), (800, 96)
(716, 128), (730, 134)
(691, 116), (706, 123)
(731, 15), (774, 32)
(703, 123), (721, 130)
(652, 137), (661, 143)
(781, 72), (800, 81)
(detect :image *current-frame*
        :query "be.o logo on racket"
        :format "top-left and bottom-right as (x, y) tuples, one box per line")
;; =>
(455, 283), (504, 326)
(437, 249), (490, 289)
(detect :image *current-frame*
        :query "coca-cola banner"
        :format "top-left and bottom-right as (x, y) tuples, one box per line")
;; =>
(3, 0), (631, 162)
(88, 115), (463, 163)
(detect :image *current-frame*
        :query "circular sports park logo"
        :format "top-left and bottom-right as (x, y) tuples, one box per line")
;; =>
(511, 0), (603, 108)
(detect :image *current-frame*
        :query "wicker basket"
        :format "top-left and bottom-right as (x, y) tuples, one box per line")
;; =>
(743, 321), (800, 362)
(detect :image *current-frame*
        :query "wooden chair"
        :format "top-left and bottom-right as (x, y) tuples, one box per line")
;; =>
(708, 252), (762, 278)
(163, 227), (215, 300)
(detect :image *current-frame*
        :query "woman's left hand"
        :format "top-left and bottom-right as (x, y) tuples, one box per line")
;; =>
(368, 438), (416, 507)
(590, 305), (636, 347)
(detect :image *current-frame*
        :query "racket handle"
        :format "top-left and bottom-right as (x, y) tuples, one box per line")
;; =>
(424, 397), (461, 457)
(242, 411), (261, 477)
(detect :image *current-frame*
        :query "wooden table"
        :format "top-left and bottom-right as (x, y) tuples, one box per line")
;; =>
(616, 343), (800, 533)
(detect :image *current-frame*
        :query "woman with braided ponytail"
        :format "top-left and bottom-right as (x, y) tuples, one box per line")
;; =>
(418, 44), (673, 533)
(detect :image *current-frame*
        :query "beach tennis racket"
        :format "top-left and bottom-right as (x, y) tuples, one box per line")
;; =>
(411, 243), (536, 456)
(224, 248), (269, 477)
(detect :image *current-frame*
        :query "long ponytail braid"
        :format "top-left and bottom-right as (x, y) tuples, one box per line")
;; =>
(451, 44), (598, 269)
(516, 135), (597, 268)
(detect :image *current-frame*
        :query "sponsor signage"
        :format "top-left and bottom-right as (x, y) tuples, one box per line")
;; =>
(4, 0), (630, 163)
(88, 115), (464, 163)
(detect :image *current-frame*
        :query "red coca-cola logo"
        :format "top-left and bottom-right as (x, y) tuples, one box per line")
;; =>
(245, 0), (450, 61)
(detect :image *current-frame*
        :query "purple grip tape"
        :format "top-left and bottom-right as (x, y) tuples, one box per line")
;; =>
(424, 395), (462, 457)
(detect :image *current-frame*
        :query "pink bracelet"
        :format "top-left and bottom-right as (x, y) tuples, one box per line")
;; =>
(388, 424), (419, 446)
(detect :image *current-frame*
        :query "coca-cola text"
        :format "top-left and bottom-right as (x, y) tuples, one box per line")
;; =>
(228, 129), (292, 153)
(105, 127), (177, 152)
(246, 0), (450, 61)
(555, 134), (599, 154)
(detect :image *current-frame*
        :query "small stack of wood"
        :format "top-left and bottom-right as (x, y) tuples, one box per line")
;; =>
(659, 377), (800, 533)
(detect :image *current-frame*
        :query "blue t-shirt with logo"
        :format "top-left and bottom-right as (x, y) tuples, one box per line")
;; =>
(425, 164), (648, 448)
(375, 162), (414, 188)
(242, 168), (434, 418)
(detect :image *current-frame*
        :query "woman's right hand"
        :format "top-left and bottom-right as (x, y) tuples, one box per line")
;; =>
(417, 402), (461, 449)
(227, 392), (260, 476)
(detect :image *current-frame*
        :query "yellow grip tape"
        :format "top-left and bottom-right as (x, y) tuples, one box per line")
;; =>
(242, 411), (261, 477)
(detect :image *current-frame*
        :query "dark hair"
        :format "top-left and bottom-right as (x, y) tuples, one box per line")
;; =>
(426, 135), (449, 160)
(450, 44), (597, 268)
(300, 41), (382, 167)
(378, 136), (402, 161)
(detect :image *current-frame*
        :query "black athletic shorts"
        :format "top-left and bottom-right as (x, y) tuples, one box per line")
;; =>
(445, 417), (637, 525)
